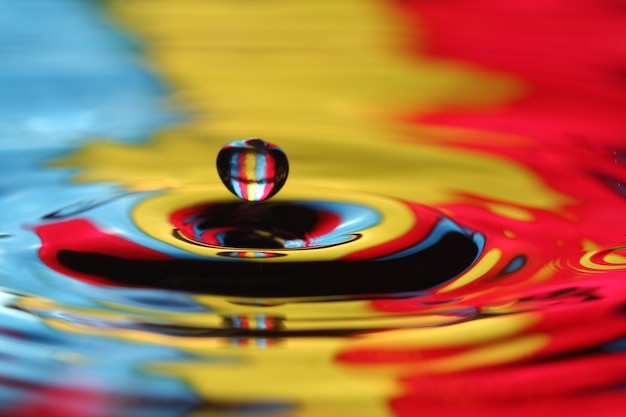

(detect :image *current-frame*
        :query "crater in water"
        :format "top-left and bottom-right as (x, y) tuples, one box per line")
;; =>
(36, 190), (484, 298)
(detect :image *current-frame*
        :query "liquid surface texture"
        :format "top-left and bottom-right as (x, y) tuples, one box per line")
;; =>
(1, 0), (626, 416)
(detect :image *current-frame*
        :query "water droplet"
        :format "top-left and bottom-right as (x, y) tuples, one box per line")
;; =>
(216, 138), (289, 202)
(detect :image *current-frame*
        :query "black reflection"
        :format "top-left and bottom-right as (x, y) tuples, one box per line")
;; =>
(175, 202), (320, 248)
(56, 232), (479, 297)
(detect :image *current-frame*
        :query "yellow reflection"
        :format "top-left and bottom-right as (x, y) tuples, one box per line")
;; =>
(150, 337), (398, 417)
(51, 0), (569, 213)
(45, 313), (543, 417)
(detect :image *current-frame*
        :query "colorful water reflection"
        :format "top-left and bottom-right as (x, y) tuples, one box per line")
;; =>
(1, 0), (626, 416)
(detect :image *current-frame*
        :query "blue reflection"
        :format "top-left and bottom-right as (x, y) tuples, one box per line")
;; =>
(0, 0), (180, 148)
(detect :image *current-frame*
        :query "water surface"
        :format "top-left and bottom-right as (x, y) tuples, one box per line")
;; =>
(1, 0), (626, 416)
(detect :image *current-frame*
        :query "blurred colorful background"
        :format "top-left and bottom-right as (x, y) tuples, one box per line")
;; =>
(1, 0), (626, 416)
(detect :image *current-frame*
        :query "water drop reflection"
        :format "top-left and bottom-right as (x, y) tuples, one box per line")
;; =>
(216, 138), (289, 202)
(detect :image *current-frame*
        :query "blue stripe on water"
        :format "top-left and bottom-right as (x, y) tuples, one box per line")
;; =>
(0, 1), (205, 413)
(0, 0), (182, 150)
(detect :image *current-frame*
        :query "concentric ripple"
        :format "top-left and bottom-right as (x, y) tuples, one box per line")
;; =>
(33, 186), (483, 298)
(2, 0), (626, 416)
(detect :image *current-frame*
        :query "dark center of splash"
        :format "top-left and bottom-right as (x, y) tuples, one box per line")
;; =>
(170, 202), (345, 250)
(39, 198), (484, 298)
(55, 232), (479, 297)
